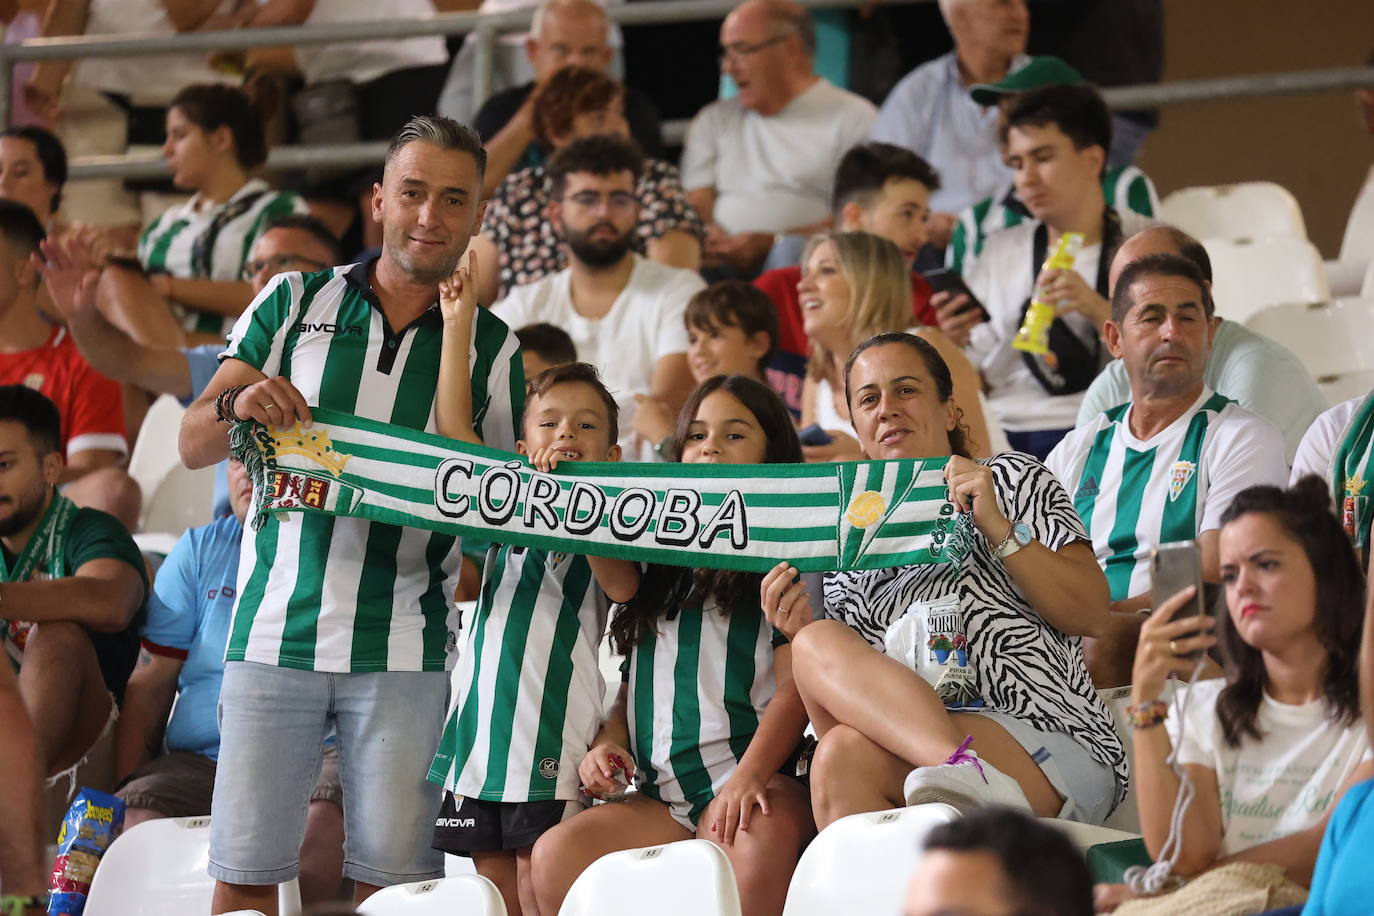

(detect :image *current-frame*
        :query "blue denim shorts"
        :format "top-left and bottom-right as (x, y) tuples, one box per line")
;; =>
(208, 661), (449, 886)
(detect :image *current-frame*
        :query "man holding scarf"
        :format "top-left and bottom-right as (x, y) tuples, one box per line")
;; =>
(0, 384), (146, 799)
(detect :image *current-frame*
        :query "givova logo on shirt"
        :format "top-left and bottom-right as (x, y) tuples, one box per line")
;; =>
(297, 322), (363, 336)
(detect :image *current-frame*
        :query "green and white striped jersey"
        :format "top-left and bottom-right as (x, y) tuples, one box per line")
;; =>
(428, 544), (608, 802)
(139, 178), (308, 337)
(946, 166), (1159, 275)
(222, 259), (525, 673)
(627, 597), (785, 826)
(1045, 388), (1287, 602)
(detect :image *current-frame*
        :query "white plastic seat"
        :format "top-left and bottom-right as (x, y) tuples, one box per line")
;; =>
(1202, 238), (1330, 325)
(781, 804), (959, 916)
(1340, 174), (1374, 262)
(1159, 182), (1307, 242)
(559, 838), (742, 916)
(1315, 368), (1374, 408)
(1246, 297), (1374, 377)
(1361, 259), (1374, 299)
(357, 875), (506, 915)
(127, 394), (188, 529)
(83, 817), (301, 916)
(140, 461), (217, 540)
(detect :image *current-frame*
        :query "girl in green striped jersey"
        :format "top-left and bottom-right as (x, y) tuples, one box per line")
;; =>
(532, 376), (814, 916)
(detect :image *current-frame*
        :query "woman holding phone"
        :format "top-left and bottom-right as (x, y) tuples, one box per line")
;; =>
(1097, 477), (1374, 911)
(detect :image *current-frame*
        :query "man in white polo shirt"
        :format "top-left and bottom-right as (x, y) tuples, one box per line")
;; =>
(681, 0), (876, 276)
(493, 134), (702, 461)
(1045, 254), (1286, 687)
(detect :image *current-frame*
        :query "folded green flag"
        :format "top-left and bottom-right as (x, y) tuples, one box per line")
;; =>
(230, 407), (971, 573)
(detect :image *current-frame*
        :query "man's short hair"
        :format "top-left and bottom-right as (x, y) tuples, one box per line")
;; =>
(757, 0), (816, 56)
(1111, 252), (1215, 324)
(523, 360), (619, 445)
(385, 116), (487, 187)
(260, 213), (342, 264)
(0, 385), (61, 456)
(531, 0), (610, 42)
(0, 126), (67, 214)
(1155, 225), (1213, 283)
(546, 134), (644, 199)
(923, 808), (1094, 916)
(1000, 83), (1112, 176)
(831, 142), (941, 216)
(0, 199), (46, 258)
(170, 84), (268, 171)
(516, 322), (578, 366)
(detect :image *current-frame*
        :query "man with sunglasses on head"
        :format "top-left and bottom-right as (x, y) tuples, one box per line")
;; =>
(681, 0), (875, 278)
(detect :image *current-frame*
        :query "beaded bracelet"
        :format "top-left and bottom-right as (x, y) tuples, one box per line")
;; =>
(214, 384), (249, 424)
(1125, 700), (1169, 729)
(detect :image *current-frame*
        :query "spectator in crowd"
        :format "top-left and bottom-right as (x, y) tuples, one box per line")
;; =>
(1080, 226), (1327, 465)
(112, 459), (347, 904)
(1290, 390), (1373, 559)
(179, 115), (523, 914)
(1046, 254), (1287, 688)
(682, 0), (876, 277)
(942, 83), (1153, 459)
(0, 126), (65, 234)
(97, 84), (307, 349)
(515, 321), (578, 380)
(631, 280), (778, 451)
(795, 232), (989, 461)
(0, 385), (147, 795)
(754, 142), (941, 415)
(905, 807), (1094, 916)
(472, 66), (701, 303)
(0, 658), (45, 913)
(870, 0), (1030, 247)
(761, 333), (1124, 829)
(462, 0), (661, 195)
(0, 200), (139, 529)
(944, 56), (1160, 275)
(1096, 479), (1374, 911)
(492, 134), (701, 460)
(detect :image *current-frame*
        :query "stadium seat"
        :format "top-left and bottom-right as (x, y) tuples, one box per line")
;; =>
(445, 851), (477, 877)
(140, 460), (217, 540)
(1246, 297), (1374, 378)
(1159, 182), (1307, 243)
(83, 816), (302, 916)
(1202, 238), (1330, 325)
(356, 875), (507, 915)
(1362, 260), (1374, 299)
(781, 804), (959, 916)
(1315, 368), (1374, 408)
(559, 839), (743, 916)
(128, 394), (188, 529)
(1340, 176), (1374, 263)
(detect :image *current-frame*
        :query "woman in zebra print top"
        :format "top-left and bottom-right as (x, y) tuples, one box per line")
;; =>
(762, 332), (1127, 827)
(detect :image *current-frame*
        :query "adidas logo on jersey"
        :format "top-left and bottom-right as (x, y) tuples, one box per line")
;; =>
(1075, 475), (1100, 500)
(298, 322), (364, 336)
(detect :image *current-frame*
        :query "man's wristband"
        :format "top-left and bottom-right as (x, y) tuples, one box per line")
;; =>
(214, 384), (249, 424)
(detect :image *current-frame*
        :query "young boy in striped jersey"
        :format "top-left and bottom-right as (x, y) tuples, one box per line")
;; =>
(428, 268), (636, 915)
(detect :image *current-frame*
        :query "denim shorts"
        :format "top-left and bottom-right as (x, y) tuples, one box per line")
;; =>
(208, 661), (449, 886)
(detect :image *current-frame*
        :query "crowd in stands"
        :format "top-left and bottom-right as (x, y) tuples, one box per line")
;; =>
(0, 1), (1372, 915)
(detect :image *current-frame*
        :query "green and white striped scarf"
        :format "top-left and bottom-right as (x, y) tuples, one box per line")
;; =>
(230, 407), (971, 573)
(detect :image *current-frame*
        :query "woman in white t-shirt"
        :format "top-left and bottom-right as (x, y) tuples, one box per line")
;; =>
(796, 231), (990, 461)
(1104, 476), (1374, 908)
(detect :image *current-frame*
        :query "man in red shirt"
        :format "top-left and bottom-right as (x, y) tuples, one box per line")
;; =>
(754, 141), (940, 415)
(0, 200), (138, 528)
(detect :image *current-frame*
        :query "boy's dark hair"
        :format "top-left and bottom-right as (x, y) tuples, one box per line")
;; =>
(531, 66), (623, 148)
(0, 385), (61, 456)
(546, 134), (644, 200)
(523, 361), (619, 446)
(684, 281), (779, 376)
(924, 808), (1094, 916)
(170, 84), (269, 171)
(1000, 83), (1112, 179)
(1110, 252), (1214, 324)
(0, 126), (67, 213)
(386, 115), (487, 187)
(0, 199), (46, 258)
(831, 142), (941, 216)
(516, 322), (578, 367)
(260, 213), (342, 264)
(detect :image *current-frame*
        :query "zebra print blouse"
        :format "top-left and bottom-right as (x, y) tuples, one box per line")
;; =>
(822, 451), (1128, 804)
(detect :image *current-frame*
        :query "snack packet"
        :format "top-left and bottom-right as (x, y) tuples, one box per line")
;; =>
(48, 788), (125, 916)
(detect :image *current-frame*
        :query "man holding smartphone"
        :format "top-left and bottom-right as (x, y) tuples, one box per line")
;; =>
(1044, 253), (1286, 688)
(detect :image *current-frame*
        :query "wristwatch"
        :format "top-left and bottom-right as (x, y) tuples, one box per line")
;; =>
(993, 521), (1034, 560)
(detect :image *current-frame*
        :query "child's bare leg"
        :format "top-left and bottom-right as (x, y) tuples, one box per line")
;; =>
(472, 849), (520, 916)
(701, 775), (815, 916)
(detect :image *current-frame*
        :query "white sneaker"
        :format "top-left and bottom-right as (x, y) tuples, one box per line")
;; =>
(903, 738), (1033, 814)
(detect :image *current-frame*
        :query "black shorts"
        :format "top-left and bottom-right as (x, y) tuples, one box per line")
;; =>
(432, 791), (581, 856)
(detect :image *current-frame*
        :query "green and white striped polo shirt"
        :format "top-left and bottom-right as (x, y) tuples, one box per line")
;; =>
(222, 259), (525, 673)
(428, 544), (608, 802)
(1045, 388), (1287, 602)
(627, 598), (785, 826)
(946, 166), (1159, 275)
(139, 178), (308, 337)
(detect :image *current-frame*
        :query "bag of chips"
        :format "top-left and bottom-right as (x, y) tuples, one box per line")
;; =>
(48, 788), (125, 916)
